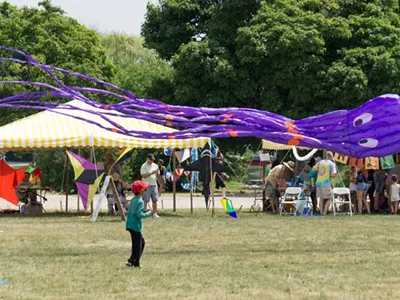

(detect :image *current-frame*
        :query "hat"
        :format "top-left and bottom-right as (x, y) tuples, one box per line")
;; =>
(283, 161), (295, 172)
(147, 154), (155, 161)
(131, 180), (150, 193)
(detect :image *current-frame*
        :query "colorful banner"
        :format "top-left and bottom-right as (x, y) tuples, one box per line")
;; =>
(365, 157), (379, 170)
(380, 155), (395, 170)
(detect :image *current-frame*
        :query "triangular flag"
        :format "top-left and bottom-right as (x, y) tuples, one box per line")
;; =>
(176, 168), (184, 176)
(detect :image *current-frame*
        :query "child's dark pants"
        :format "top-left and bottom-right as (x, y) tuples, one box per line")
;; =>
(128, 229), (145, 267)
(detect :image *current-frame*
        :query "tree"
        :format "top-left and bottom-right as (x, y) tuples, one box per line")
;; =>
(101, 32), (173, 100)
(0, 0), (115, 125)
(0, 0), (115, 191)
(142, 0), (400, 119)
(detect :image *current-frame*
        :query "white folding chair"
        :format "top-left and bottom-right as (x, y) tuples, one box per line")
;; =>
(280, 187), (303, 215)
(332, 188), (353, 216)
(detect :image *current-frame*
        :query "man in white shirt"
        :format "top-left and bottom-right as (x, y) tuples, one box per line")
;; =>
(140, 154), (161, 218)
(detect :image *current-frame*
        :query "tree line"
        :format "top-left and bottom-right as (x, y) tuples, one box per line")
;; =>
(1, 0), (399, 189)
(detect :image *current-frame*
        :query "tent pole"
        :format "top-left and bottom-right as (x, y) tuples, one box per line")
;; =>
(262, 149), (267, 211)
(211, 144), (215, 218)
(77, 148), (81, 212)
(65, 150), (69, 212)
(190, 165), (194, 214)
(172, 150), (177, 212)
(90, 148), (94, 214)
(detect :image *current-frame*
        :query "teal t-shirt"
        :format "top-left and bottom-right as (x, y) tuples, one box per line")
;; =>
(126, 196), (150, 232)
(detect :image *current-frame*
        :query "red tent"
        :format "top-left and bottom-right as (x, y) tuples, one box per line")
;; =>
(0, 159), (25, 207)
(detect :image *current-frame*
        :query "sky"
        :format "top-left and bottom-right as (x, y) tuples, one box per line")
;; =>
(7, 0), (154, 36)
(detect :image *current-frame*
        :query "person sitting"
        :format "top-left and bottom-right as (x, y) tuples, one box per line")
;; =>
(15, 172), (37, 214)
(266, 161), (295, 213)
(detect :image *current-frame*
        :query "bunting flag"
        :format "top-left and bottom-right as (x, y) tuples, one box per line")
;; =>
(348, 158), (364, 169)
(334, 152), (396, 170)
(176, 168), (184, 176)
(221, 198), (238, 218)
(184, 171), (190, 176)
(174, 149), (191, 163)
(380, 155), (395, 170)
(26, 166), (42, 185)
(334, 153), (349, 165)
(66, 151), (105, 211)
(365, 157), (379, 170)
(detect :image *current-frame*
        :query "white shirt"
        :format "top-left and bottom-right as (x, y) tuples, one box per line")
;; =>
(391, 183), (400, 202)
(140, 162), (158, 186)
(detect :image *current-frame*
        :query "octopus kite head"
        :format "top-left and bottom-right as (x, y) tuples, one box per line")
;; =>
(347, 94), (400, 157)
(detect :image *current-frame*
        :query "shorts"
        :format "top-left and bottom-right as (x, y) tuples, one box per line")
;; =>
(215, 180), (226, 189)
(317, 187), (332, 200)
(356, 183), (368, 191)
(143, 185), (158, 203)
(266, 181), (280, 199)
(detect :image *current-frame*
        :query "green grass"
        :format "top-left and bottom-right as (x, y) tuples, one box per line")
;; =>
(1, 211), (400, 299)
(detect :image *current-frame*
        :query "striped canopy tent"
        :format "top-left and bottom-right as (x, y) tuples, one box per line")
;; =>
(0, 100), (209, 150)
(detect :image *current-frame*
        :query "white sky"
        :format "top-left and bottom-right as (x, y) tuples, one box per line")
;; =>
(7, 0), (154, 36)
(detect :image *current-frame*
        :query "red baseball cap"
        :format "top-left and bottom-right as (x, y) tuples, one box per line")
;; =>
(131, 181), (150, 193)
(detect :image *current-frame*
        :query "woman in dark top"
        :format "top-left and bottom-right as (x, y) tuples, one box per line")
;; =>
(367, 170), (375, 212)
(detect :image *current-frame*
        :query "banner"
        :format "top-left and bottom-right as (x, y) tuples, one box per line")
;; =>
(334, 153), (348, 165)
(380, 155), (395, 170)
(365, 157), (379, 170)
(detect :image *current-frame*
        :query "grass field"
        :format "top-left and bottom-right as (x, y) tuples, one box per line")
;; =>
(1, 211), (400, 299)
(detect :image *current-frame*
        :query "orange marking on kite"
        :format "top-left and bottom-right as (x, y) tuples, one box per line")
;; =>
(227, 128), (234, 132)
(116, 123), (121, 128)
(177, 112), (185, 115)
(112, 128), (117, 133)
(284, 121), (295, 128)
(288, 139), (299, 146)
(166, 115), (174, 120)
(104, 105), (109, 110)
(293, 134), (305, 140)
(229, 131), (238, 137)
(288, 128), (298, 134)
(125, 96), (129, 100)
(161, 103), (167, 107)
(166, 122), (173, 127)
(221, 119), (228, 123)
(225, 114), (234, 118)
(168, 135), (175, 139)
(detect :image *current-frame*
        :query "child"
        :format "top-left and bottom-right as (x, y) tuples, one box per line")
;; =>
(389, 175), (400, 215)
(126, 181), (152, 268)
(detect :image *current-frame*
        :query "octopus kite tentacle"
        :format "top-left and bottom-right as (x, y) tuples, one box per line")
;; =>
(0, 46), (399, 158)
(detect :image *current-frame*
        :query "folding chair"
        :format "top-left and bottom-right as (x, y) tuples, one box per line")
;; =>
(280, 187), (303, 215)
(332, 188), (353, 216)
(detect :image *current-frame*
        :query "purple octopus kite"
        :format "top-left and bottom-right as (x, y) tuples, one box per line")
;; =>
(0, 46), (399, 158)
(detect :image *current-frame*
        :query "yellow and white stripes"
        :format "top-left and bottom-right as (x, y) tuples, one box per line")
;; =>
(0, 100), (209, 150)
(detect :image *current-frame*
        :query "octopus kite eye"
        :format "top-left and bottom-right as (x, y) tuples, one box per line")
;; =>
(353, 113), (373, 127)
(358, 138), (378, 148)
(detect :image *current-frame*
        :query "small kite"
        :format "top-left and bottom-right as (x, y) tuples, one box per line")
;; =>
(66, 151), (104, 211)
(0, 278), (8, 285)
(221, 198), (238, 218)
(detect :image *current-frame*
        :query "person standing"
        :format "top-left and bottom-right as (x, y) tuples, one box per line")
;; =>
(140, 154), (161, 218)
(367, 170), (375, 212)
(373, 169), (385, 212)
(312, 151), (337, 215)
(126, 181), (152, 268)
(389, 175), (400, 215)
(156, 159), (166, 197)
(266, 161), (295, 213)
(356, 169), (370, 214)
